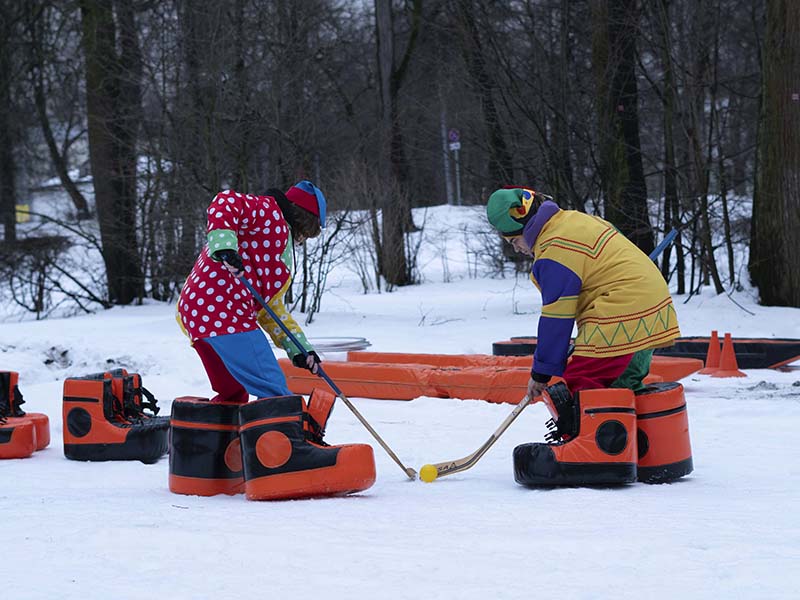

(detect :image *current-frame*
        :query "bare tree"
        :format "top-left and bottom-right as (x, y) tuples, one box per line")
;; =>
(750, 0), (800, 307)
(375, 0), (415, 287)
(0, 0), (26, 243)
(80, 0), (144, 304)
(592, 0), (654, 253)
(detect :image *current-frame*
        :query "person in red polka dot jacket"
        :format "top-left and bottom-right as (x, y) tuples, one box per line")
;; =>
(177, 181), (326, 403)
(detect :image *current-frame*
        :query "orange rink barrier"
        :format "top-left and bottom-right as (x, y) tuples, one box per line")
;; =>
(347, 351), (531, 368)
(346, 351), (702, 383)
(279, 355), (691, 405)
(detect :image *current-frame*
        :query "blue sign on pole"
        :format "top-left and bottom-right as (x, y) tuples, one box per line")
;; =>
(448, 128), (460, 143)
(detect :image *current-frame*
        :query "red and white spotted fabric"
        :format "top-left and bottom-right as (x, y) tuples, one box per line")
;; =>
(178, 190), (291, 341)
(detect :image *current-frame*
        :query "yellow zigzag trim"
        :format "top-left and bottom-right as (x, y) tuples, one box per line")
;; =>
(578, 304), (678, 347)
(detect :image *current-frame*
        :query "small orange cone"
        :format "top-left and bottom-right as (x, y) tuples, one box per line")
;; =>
(699, 330), (721, 374)
(710, 333), (746, 378)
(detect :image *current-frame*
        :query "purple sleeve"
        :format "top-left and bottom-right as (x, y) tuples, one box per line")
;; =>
(531, 258), (582, 377)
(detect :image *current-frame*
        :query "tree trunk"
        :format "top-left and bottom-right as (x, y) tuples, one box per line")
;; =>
(750, 0), (800, 307)
(690, 0), (725, 294)
(0, 4), (18, 243)
(375, 0), (409, 287)
(656, 0), (685, 291)
(80, 0), (144, 304)
(592, 0), (654, 254)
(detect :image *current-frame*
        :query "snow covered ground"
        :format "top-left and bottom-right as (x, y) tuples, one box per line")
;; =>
(2, 205), (800, 599)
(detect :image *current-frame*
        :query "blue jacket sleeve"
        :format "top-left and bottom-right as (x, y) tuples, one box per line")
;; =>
(531, 258), (582, 378)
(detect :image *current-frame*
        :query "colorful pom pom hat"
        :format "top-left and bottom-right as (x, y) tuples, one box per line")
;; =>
(486, 186), (543, 236)
(286, 180), (327, 228)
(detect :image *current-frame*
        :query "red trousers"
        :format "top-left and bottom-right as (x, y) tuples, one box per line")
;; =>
(561, 353), (634, 393)
(193, 338), (249, 404)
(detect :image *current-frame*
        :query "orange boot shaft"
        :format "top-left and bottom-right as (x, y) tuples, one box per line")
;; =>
(635, 382), (693, 483)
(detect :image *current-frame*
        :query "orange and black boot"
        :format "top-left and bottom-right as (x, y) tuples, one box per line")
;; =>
(239, 393), (375, 500)
(0, 391), (37, 459)
(169, 397), (244, 496)
(635, 382), (693, 483)
(514, 382), (638, 486)
(62, 374), (169, 463)
(0, 371), (49, 450)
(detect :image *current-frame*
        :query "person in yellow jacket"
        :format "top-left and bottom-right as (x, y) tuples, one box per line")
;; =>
(486, 186), (680, 404)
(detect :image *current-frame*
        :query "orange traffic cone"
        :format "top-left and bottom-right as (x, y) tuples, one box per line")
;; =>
(710, 333), (746, 378)
(699, 330), (721, 374)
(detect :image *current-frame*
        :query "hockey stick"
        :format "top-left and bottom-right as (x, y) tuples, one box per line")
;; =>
(421, 394), (534, 481)
(649, 228), (678, 262)
(238, 274), (417, 480)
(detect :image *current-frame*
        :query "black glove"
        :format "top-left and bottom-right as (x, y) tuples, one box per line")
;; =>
(214, 249), (244, 275)
(531, 370), (551, 384)
(292, 351), (321, 373)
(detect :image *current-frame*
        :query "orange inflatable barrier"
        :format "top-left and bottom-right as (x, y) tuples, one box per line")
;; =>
(428, 366), (529, 404)
(279, 359), (431, 400)
(347, 351), (532, 368)
(635, 382), (693, 483)
(169, 397), (244, 496)
(1, 371), (49, 450)
(345, 352), (700, 384)
(282, 358), (669, 404)
(239, 395), (375, 501)
(649, 356), (703, 382)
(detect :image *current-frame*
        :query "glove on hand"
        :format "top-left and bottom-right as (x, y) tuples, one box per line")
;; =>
(292, 351), (321, 374)
(214, 249), (244, 275)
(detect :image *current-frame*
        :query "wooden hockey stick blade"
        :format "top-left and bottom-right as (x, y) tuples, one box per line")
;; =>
(429, 394), (534, 479)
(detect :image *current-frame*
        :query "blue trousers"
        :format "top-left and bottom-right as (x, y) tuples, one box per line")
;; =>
(197, 330), (291, 401)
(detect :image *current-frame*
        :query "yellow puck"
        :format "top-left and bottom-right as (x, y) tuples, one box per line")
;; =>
(419, 464), (438, 483)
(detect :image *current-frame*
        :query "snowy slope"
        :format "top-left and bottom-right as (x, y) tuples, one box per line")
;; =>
(2, 205), (800, 599)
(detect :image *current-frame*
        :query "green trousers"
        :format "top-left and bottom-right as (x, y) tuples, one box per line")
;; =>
(610, 349), (654, 392)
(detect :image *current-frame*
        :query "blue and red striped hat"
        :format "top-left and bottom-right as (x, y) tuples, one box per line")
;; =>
(285, 180), (327, 228)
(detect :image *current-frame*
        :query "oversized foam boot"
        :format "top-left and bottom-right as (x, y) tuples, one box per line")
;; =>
(169, 397), (244, 496)
(635, 382), (693, 483)
(0, 417), (37, 459)
(514, 384), (638, 486)
(63, 375), (169, 463)
(0, 371), (50, 450)
(0, 394), (37, 459)
(239, 394), (375, 501)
